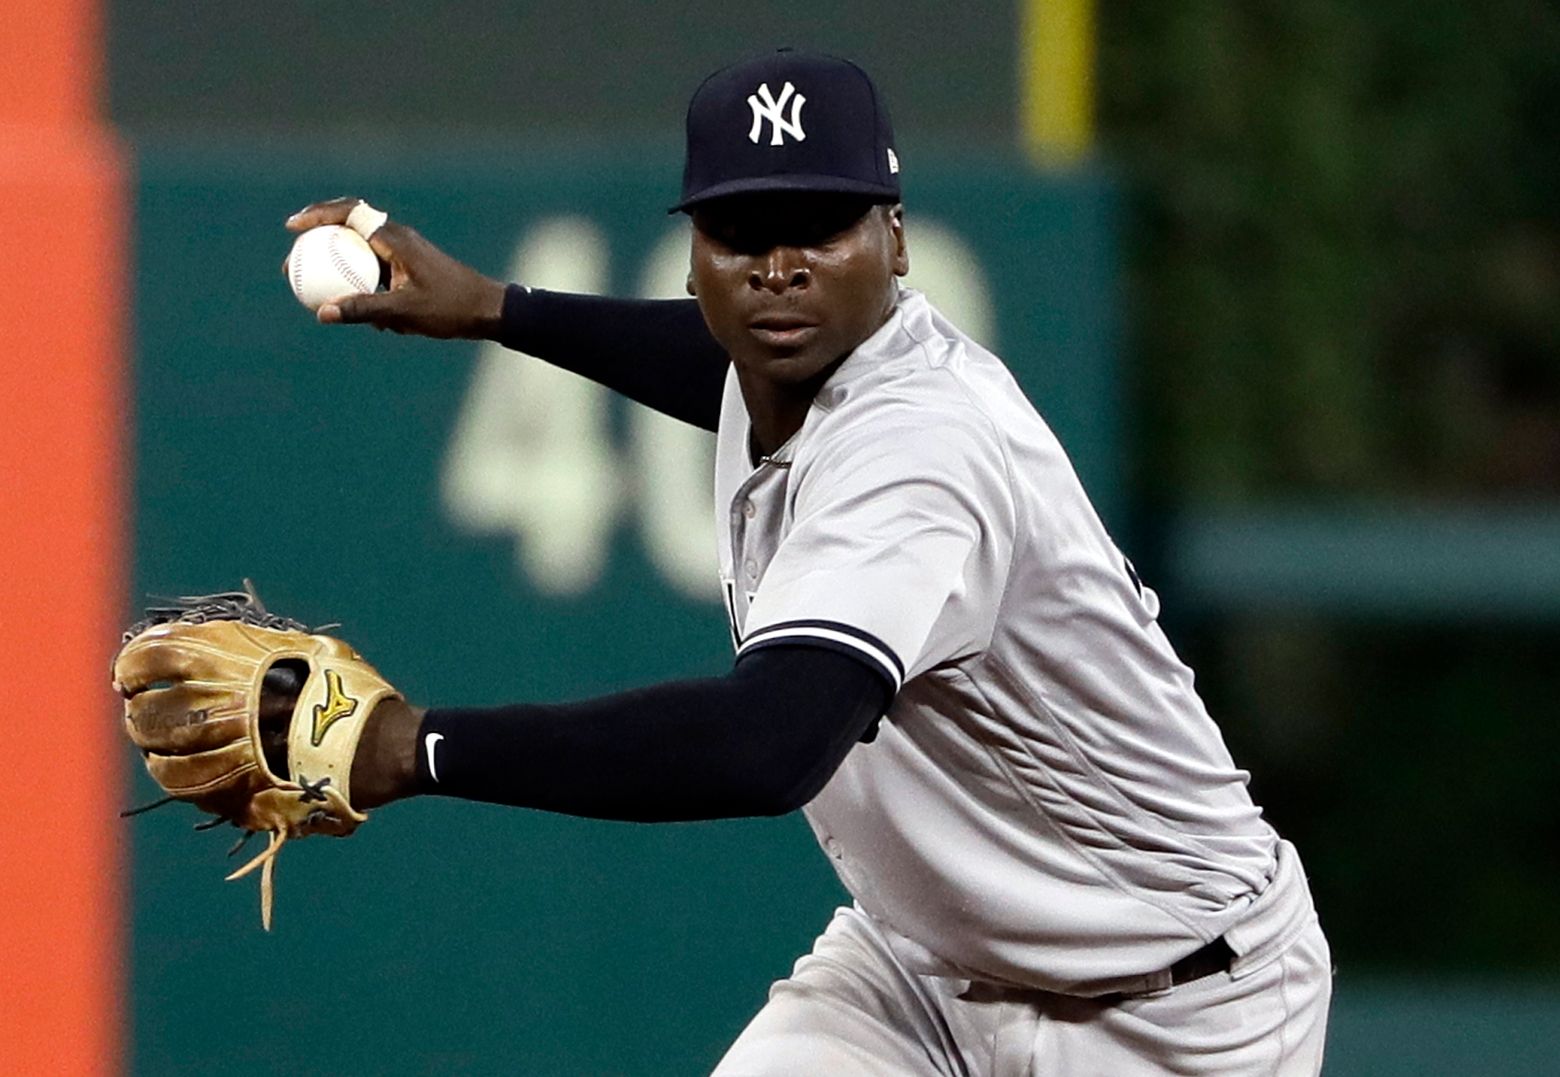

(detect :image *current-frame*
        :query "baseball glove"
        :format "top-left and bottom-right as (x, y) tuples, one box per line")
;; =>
(113, 582), (400, 928)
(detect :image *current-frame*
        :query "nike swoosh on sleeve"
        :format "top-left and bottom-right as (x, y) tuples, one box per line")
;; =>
(424, 732), (444, 782)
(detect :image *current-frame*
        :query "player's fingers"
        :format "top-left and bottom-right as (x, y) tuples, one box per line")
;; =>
(321, 289), (407, 326)
(365, 219), (418, 265)
(284, 196), (365, 233)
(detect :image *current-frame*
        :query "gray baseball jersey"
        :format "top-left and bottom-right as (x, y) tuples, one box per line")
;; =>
(715, 286), (1313, 998)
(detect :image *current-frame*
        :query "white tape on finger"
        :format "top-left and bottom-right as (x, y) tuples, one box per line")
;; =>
(346, 201), (389, 240)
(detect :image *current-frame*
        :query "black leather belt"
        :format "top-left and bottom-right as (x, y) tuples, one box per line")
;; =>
(1168, 935), (1235, 986)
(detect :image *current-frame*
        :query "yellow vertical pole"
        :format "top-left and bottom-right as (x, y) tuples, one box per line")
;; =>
(1020, 0), (1095, 164)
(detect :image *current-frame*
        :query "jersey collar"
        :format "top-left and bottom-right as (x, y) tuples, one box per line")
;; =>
(736, 288), (926, 468)
(817, 285), (925, 397)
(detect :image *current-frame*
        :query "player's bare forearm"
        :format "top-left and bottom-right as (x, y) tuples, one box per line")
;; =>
(351, 697), (426, 808)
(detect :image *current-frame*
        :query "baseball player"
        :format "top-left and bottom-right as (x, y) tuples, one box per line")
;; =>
(277, 50), (1331, 1074)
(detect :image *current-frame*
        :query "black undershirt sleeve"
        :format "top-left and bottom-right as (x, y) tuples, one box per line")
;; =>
(415, 645), (891, 822)
(496, 284), (730, 432)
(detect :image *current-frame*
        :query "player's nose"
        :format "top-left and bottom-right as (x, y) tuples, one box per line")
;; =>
(750, 247), (811, 294)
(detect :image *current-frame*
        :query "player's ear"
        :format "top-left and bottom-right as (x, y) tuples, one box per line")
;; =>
(685, 212), (707, 297)
(885, 204), (909, 277)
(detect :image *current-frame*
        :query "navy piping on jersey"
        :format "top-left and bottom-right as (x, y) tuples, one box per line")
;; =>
(721, 580), (742, 650)
(737, 619), (905, 694)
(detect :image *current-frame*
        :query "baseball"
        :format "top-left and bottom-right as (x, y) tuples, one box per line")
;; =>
(286, 225), (381, 311)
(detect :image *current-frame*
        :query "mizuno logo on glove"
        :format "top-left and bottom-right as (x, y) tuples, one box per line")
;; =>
(311, 668), (359, 746)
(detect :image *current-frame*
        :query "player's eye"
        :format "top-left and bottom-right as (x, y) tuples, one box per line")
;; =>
(697, 197), (867, 254)
(719, 223), (756, 249)
(696, 215), (756, 253)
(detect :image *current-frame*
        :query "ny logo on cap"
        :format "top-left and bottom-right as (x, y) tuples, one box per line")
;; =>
(747, 81), (807, 146)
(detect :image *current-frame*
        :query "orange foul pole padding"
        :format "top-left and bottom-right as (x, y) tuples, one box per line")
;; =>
(0, 0), (126, 1073)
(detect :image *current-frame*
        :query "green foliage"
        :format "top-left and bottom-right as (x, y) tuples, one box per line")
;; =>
(1103, 1), (1560, 978)
(1099, 0), (1560, 497)
(1196, 617), (1560, 973)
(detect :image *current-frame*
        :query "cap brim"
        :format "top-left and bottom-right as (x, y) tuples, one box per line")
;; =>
(670, 174), (901, 214)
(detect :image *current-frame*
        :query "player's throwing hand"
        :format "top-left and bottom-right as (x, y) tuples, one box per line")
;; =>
(283, 196), (506, 338)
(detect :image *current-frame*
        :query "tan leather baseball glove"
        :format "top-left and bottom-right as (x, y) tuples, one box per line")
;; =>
(113, 583), (400, 929)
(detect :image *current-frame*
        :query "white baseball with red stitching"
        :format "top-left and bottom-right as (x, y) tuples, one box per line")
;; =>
(286, 224), (380, 311)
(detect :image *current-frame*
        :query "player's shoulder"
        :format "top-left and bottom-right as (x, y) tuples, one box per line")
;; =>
(809, 373), (1001, 468)
(810, 292), (1008, 453)
(801, 369), (1009, 501)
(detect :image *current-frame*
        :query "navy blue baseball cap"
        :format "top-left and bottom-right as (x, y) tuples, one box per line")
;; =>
(671, 49), (901, 213)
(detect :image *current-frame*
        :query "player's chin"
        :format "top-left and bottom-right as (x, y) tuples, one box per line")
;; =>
(762, 357), (832, 388)
(747, 339), (847, 385)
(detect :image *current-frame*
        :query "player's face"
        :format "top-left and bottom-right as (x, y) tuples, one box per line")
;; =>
(688, 194), (909, 387)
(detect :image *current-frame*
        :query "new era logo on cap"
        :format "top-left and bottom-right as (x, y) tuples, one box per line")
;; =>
(673, 49), (901, 212)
